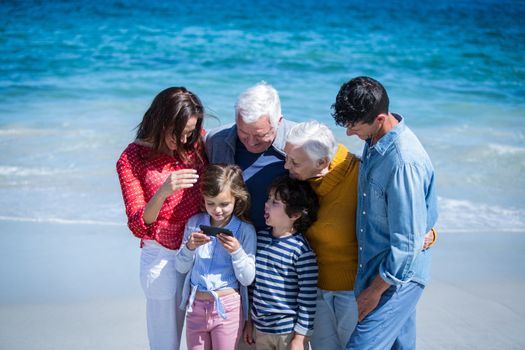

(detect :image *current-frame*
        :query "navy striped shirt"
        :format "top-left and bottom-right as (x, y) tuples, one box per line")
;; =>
(251, 229), (318, 336)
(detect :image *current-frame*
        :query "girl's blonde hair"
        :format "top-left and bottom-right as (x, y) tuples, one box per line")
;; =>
(201, 164), (251, 222)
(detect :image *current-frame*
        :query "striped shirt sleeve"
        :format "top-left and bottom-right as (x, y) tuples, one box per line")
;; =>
(294, 248), (318, 335)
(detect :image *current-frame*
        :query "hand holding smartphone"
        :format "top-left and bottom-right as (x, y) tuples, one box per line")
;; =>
(199, 224), (233, 237)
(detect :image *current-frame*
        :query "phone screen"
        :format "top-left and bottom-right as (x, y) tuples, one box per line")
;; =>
(199, 225), (233, 237)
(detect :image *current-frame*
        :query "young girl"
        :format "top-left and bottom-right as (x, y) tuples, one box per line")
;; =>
(243, 175), (319, 350)
(175, 164), (257, 350)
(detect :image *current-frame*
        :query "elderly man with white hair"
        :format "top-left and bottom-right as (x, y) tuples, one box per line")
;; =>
(284, 120), (361, 350)
(206, 82), (297, 233)
(206, 83), (297, 349)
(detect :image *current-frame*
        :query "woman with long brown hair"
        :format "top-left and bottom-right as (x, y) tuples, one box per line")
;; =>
(117, 87), (207, 350)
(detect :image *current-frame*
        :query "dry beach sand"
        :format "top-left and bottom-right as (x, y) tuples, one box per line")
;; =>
(1, 220), (524, 349)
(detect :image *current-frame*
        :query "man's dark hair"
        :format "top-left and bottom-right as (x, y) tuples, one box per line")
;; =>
(268, 175), (319, 234)
(331, 76), (389, 127)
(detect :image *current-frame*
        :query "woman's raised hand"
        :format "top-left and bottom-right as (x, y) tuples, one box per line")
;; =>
(160, 169), (199, 197)
(143, 169), (199, 225)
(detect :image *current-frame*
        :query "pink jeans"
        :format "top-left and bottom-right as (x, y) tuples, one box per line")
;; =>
(186, 292), (243, 350)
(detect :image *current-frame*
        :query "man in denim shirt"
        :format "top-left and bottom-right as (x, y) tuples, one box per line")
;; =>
(332, 76), (438, 349)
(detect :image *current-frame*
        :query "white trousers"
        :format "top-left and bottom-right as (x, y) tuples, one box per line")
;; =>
(140, 240), (186, 350)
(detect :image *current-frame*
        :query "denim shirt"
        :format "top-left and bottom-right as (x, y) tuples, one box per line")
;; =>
(354, 114), (438, 296)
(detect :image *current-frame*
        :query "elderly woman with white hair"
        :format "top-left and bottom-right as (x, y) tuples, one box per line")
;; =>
(284, 121), (436, 349)
(284, 120), (360, 350)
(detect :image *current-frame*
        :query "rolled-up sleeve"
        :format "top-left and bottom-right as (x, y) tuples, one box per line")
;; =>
(380, 163), (428, 286)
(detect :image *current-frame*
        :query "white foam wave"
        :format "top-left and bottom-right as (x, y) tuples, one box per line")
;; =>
(0, 215), (125, 226)
(437, 197), (525, 233)
(0, 128), (57, 136)
(0, 166), (61, 176)
(487, 143), (525, 156)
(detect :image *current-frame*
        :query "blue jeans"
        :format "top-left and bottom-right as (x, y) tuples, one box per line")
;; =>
(310, 289), (358, 350)
(346, 281), (424, 350)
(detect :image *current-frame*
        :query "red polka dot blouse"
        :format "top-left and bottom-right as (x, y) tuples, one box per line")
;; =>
(116, 142), (207, 250)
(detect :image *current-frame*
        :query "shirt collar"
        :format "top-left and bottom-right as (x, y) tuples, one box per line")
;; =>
(272, 118), (287, 155)
(369, 113), (405, 156)
(224, 214), (242, 235)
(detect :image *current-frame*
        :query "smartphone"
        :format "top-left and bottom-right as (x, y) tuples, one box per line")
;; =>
(199, 224), (233, 237)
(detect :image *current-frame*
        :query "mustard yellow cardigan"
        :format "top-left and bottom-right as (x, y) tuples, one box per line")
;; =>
(307, 144), (359, 291)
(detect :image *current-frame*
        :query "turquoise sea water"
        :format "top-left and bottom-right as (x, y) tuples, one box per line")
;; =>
(1, 0), (524, 233)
